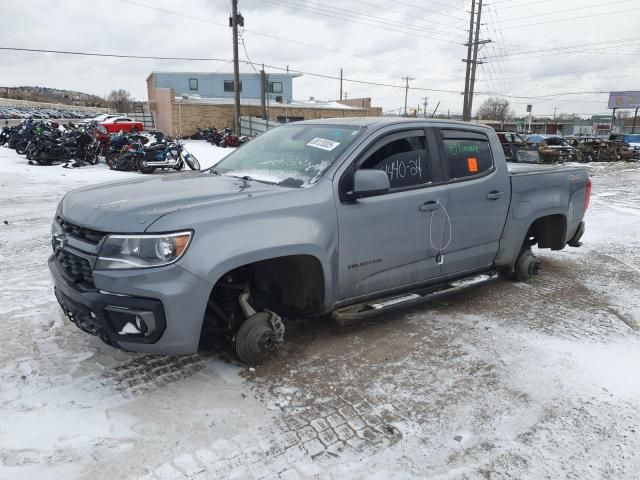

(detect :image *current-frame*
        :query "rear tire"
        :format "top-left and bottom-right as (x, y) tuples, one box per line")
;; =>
(105, 153), (118, 169)
(137, 158), (156, 174)
(34, 150), (54, 166)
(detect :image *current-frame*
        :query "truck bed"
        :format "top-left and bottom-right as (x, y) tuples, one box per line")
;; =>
(507, 162), (585, 176)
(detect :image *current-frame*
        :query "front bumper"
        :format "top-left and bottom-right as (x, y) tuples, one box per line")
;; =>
(49, 253), (213, 354)
(50, 255), (166, 348)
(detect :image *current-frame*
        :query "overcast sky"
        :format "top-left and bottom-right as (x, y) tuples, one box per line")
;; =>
(1, 0), (639, 117)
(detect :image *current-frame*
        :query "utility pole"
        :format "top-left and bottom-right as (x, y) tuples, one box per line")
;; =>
(231, 0), (241, 134)
(462, 0), (490, 121)
(462, 0), (476, 121)
(467, 0), (484, 121)
(553, 106), (557, 120)
(403, 76), (414, 116)
(340, 68), (343, 101)
(260, 66), (267, 120)
(421, 96), (429, 118)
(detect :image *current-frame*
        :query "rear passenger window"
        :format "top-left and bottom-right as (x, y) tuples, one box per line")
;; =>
(360, 135), (431, 189)
(443, 138), (493, 180)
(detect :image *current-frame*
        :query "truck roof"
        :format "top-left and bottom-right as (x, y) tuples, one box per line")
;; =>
(296, 116), (494, 131)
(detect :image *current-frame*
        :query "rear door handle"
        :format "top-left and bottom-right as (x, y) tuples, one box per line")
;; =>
(419, 201), (438, 212)
(486, 191), (504, 200)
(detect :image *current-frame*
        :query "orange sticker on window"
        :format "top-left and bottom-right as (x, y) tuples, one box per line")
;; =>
(467, 157), (478, 173)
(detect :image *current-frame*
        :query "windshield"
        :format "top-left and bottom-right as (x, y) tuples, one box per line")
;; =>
(213, 124), (365, 187)
(544, 137), (567, 146)
(624, 134), (640, 143)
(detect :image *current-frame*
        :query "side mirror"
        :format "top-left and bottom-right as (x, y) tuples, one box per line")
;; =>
(351, 169), (390, 198)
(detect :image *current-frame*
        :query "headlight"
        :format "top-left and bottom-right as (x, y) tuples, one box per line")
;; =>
(95, 231), (192, 270)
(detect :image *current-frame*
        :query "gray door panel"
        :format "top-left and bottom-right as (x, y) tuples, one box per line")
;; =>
(335, 128), (446, 300)
(338, 185), (449, 299)
(437, 130), (511, 275)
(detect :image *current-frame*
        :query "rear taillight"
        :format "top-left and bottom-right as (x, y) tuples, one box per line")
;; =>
(585, 177), (592, 210)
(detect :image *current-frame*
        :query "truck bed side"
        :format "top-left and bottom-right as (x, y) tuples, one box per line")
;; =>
(494, 164), (589, 267)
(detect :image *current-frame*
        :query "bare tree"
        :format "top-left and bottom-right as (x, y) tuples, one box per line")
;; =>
(106, 89), (133, 113)
(477, 97), (513, 125)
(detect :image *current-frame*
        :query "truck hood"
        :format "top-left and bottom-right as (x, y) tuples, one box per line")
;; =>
(61, 172), (288, 232)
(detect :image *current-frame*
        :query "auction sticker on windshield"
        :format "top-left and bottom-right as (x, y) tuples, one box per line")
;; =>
(307, 137), (341, 151)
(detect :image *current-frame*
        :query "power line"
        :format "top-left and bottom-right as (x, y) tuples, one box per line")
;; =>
(500, 6), (640, 30)
(484, 45), (640, 62)
(118, 0), (458, 77)
(497, 0), (636, 23)
(344, 0), (468, 29)
(0, 45), (464, 94)
(269, 0), (466, 38)
(257, 0), (465, 43)
(485, 37), (640, 59)
(497, 0), (554, 9)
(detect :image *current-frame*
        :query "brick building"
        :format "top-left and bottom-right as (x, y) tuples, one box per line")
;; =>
(147, 72), (382, 137)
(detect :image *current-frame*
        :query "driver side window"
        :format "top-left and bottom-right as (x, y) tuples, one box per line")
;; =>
(360, 134), (431, 190)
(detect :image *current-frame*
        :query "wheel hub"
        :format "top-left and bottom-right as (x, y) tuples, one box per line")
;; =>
(256, 330), (277, 353)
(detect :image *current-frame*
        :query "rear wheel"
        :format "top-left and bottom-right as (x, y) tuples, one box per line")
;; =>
(501, 249), (540, 282)
(105, 153), (118, 169)
(34, 150), (54, 166)
(137, 158), (156, 174)
(16, 141), (28, 155)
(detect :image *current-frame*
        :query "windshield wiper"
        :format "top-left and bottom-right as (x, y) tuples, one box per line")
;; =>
(223, 173), (277, 185)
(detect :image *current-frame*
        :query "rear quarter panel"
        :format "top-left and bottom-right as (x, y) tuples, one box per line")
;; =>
(494, 165), (589, 267)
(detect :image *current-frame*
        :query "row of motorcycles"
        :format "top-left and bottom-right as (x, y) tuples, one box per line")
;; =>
(190, 126), (250, 148)
(1, 120), (100, 167)
(1, 119), (200, 173)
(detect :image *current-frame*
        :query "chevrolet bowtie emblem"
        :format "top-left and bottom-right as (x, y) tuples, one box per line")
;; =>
(54, 233), (67, 249)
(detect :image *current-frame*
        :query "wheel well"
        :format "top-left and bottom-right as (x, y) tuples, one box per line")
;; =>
(526, 214), (567, 250)
(202, 255), (325, 338)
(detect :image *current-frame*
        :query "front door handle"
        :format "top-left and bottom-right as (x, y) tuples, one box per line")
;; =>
(486, 191), (504, 200)
(419, 201), (438, 212)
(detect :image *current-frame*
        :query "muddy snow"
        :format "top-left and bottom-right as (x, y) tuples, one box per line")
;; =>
(1, 145), (639, 479)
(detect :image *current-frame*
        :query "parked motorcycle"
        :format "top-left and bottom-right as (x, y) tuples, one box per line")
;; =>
(207, 127), (250, 148)
(136, 140), (201, 174)
(190, 126), (218, 141)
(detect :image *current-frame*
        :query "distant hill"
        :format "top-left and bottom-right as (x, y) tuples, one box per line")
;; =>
(0, 86), (107, 107)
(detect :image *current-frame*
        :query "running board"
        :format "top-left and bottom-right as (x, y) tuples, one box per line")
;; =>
(332, 274), (496, 326)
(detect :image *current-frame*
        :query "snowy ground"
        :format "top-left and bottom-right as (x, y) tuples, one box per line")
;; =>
(1, 145), (639, 479)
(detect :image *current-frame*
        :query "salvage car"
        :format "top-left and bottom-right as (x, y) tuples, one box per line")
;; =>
(496, 131), (540, 163)
(49, 118), (590, 363)
(100, 116), (143, 133)
(536, 136), (578, 163)
(609, 133), (640, 160)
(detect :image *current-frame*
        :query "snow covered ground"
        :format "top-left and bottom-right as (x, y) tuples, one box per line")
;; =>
(1, 145), (639, 479)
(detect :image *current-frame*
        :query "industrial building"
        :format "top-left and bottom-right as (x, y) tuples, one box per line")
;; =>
(146, 71), (382, 137)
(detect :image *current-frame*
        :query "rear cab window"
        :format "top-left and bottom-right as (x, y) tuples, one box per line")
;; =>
(440, 130), (494, 181)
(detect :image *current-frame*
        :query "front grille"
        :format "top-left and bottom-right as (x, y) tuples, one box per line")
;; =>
(56, 216), (105, 244)
(55, 248), (95, 289)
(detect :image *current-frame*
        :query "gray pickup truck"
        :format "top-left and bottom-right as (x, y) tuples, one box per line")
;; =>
(49, 118), (590, 363)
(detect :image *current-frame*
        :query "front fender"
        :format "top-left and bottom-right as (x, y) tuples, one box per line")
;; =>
(148, 183), (339, 310)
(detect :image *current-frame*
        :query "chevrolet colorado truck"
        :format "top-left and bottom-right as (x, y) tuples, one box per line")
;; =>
(49, 118), (590, 363)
